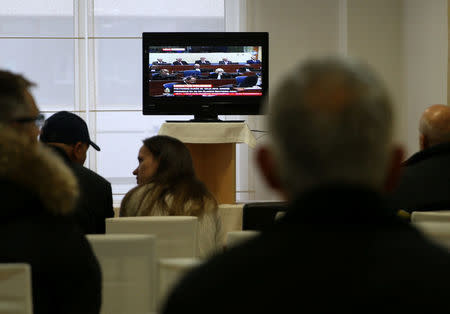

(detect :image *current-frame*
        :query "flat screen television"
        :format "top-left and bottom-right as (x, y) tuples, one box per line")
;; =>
(142, 32), (268, 122)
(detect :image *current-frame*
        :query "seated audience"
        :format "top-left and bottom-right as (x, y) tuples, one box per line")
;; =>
(162, 57), (450, 314)
(195, 57), (211, 65)
(120, 135), (224, 258)
(246, 55), (261, 64)
(40, 111), (114, 234)
(0, 70), (101, 314)
(389, 104), (450, 212)
(153, 58), (169, 65)
(219, 57), (233, 65)
(173, 58), (188, 65)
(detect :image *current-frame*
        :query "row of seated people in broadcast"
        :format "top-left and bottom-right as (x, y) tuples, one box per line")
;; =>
(151, 56), (261, 66)
(150, 67), (261, 81)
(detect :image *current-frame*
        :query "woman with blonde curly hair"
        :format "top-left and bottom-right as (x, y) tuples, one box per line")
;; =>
(120, 135), (223, 258)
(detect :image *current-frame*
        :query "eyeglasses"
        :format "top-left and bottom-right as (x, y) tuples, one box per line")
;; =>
(12, 113), (45, 128)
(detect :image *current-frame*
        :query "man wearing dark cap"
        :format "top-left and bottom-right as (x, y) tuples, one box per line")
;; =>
(40, 111), (114, 234)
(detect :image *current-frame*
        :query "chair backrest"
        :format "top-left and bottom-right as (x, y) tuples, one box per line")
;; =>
(226, 230), (260, 249)
(86, 234), (157, 314)
(411, 221), (450, 251)
(217, 204), (244, 246)
(157, 258), (202, 310)
(183, 70), (198, 77)
(0, 263), (33, 314)
(106, 216), (198, 258)
(242, 201), (288, 230)
(411, 211), (450, 223)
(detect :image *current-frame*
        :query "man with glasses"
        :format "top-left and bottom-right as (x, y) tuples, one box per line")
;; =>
(40, 111), (114, 234)
(0, 69), (101, 314)
(0, 70), (42, 143)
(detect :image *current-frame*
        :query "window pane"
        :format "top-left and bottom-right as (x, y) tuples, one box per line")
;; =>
(94, 39), (141, 109)
(0, 38), (75, 111)
(93, 0), (224, 37)
(0, 0), (74, 36)
(94, 111), (189, 202)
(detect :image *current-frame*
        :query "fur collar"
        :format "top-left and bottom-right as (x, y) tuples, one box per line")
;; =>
(0, 126), (79, 215)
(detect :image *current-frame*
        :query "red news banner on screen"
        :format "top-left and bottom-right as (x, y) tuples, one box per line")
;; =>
(172, 84), (262, 96)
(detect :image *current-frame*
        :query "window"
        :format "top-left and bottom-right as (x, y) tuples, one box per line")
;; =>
(1, 0), (257, 205)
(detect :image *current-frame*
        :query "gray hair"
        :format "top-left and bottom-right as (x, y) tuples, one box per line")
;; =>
(265, 56), (394, 196)
(0, 70), (36, 123)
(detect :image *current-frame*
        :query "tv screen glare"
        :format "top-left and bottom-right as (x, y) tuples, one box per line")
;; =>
(142, 32), (268, 121)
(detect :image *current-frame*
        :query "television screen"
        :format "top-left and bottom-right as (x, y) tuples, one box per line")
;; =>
(143, 32), (268, 121)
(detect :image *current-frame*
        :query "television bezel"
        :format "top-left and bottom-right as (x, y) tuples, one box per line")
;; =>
(142, 32), (268, 120)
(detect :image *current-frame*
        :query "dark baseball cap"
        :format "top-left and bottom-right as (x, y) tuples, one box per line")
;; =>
(39, 111), (100, 151)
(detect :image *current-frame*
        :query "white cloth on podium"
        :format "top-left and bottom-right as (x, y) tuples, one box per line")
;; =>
(158, 122), (256, 148)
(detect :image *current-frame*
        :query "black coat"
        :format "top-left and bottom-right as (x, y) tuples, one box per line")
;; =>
(173, 60), (188, 65)
(162, 185), (450, 314)
(195, 60), (211, 65)
(49, 146), (114, 234)
(0, 127), (101, 314)
(389, 142), (450, 212)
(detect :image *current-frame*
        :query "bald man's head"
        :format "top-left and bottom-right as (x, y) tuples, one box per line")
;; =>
(419, 104), (450, 150)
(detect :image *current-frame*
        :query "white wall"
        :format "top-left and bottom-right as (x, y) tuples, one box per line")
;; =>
(403, 0), (448, 156)
(245, 0), (341, 200)
(347, 0), (404, 145)
(245, 0), (448, 200)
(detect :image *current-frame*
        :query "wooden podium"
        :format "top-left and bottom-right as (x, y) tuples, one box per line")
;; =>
(158, 122), (256, 204)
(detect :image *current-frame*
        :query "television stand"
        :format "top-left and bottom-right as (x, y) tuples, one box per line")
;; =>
(166, 120), (245, 123)
(166, 112), (244, 123)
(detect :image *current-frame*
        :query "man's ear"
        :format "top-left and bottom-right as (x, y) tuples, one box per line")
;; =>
(72, 141), (88, 164)
(383, 145), (404, 193)
(256, 146), (285, 195)
(419, 134), (427, 151)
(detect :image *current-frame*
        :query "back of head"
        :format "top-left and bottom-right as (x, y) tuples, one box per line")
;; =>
(144, 135), (196, 185)
(266, 56), (394, 197)
(0, 70), (35, 123)
(142, 135), (215, 216)
(419, 104), (450, 148)
(40, 111), (100, 151)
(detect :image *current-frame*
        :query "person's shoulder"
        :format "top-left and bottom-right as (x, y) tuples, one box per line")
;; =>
(73, 164), (111, 188)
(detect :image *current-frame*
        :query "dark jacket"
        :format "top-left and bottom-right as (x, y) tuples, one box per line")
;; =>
(162, 185), (450, 314)
(389, 142), (450, 212)
(0, 127), (101, 314)
(195, 60), (211, 65)
(173, 60), (188, 65)
(47, 145), (114, 234)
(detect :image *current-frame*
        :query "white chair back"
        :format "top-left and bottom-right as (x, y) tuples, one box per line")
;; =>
(157, 258), (202, 311)
(412, 221), (450, 251)
(0, 263), (33, 314)
(86, 234), (156, 314)
(226, 230), (260, 249)
(218, 204), (244, 233)
(411, 210), (450, 223)
(106, 216), (198, 258)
